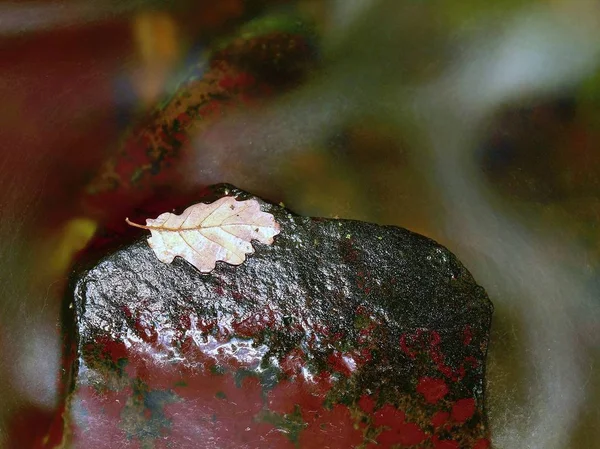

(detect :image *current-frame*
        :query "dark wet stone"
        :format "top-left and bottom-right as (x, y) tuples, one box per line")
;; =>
(63, 184), (493, 449)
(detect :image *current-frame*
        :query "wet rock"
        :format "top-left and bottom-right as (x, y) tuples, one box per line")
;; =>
(63, 184), (493, 449)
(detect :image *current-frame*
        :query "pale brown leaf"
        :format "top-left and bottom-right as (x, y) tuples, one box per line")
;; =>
(125, 197), (280, 272)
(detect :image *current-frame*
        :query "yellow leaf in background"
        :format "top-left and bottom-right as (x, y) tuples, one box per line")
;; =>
(132, 11), (181, 106)
(51, 218), (98, 276)
(126, 197), (280, 273)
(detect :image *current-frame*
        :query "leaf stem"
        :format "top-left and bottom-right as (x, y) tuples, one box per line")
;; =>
(125, 218), (151, 230)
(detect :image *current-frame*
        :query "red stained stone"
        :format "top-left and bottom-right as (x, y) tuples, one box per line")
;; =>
(373, 404), (406, 428)
(298, 404), (364, 449)
(266, 380), (305, 415)
(266, 371), (337, 418)
(169, 375), (265, 440)
(400, 334), (417, 359)
(218, 76), (237, 89)
(397, 422), (427, 446)
(433, 437), (461, 449)
(176, 113), (191, 126)
(163, 396), (295, 449)
(451, 398), (476, 423)
(90, 336), (129, 364)
(67, 185), (493, 448)
(327, 351), (354, 377)
(231, 308), (277, 337)
(431, 411), (450, 428)
(463, 325), (473, 346)
(219, 73), (256, 90)
(473, 438), (492, 449)
(278, 348), (306, 377)
(173, 132), (189, 144)
(465, 356), (479, 369)
(72, 386), (133, 449)
(358, 395), (376, 414)
(417, 377), (449, 404)
(377, 421), (426, 447)
(429, 331), (442, 346)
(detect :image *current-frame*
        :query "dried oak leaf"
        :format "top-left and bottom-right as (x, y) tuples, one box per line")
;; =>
(125, 197), (280, 273)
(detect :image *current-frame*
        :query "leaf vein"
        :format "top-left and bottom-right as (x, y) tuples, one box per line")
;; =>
(179, 232), (205, 257)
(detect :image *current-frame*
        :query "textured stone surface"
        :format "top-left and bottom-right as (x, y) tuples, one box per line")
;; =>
(64, 184), (493, 448)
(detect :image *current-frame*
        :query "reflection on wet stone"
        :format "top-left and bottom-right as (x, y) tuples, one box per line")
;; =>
(64, 184), (493, 449)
